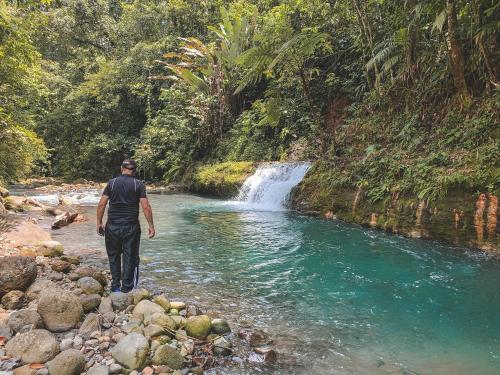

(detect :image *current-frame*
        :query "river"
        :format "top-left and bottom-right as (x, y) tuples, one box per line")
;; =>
(25, 188), (500, 375)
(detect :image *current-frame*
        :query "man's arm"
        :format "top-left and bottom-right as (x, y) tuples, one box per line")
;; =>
(140, 197), (155, 238)
(96, 195), (109, 235)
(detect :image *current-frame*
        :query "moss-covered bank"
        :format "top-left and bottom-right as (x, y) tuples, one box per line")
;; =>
(293, 164), (499, 253)
(183, 162), (256, 198)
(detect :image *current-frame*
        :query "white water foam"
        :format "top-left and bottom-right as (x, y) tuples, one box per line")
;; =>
(30, 190), (101, 206)
(234, 162), (310, 211)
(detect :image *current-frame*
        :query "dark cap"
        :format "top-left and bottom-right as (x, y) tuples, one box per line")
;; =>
(121, 159), (137, 170)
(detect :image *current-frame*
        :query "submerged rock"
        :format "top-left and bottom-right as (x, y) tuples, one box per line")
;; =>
(47, 349), (85, 375)
(238, 328), (272, 347)
(0, 256), (37, 296)
(110, 333), (149, 370)
(5, 329), (59, 364)
(211, 318), (231, 334)
(185, 315), (211, 340)
(37, 288), (84, 332)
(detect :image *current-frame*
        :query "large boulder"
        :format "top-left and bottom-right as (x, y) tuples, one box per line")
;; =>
(37, 288), (83, 332)
(1, 290), (26, 310)
(152, 345), (184, 369)
(0, 256), (37, 296)
(132, 300), (164, 321)
(185, 315), (211, 340)
(110, 333), (149, 370)
(77, 277), (103, 295)
(7, 308), (43, 333)
(5, 329), (59, 364)
(25, 279), (57, 301)
(47, 349), (85, 375)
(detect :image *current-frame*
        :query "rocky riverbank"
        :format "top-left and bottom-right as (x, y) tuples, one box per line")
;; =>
(0, 187), (277, 375)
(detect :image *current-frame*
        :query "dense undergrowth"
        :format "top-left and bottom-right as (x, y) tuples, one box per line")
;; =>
(302, 93), (499, 206)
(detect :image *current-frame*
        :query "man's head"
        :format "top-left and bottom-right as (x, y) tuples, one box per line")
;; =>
(121, 159), (137, 175)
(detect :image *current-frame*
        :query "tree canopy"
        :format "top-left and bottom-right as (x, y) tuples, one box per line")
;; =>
(1, 0), (498, 199)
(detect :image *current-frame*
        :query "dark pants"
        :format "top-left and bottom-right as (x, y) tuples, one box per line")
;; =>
(105, 222), (141, 293)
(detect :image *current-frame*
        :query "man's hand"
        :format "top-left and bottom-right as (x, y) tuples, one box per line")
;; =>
(97, 223), (105, 236)
(148, 226), (156, 238)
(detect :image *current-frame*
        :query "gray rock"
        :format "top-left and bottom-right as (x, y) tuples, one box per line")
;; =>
(37, 288), (83, 332)
(110, 333), (149, 370)
(1, 290), (26, 310)
(132, 300), (164, 321)
(60, 338), (74, 351)
(79, 294), (101, 313)
(77, 277), (103, 295)
(68, 273), (80, 281)
(5, 329), (59, 364)
(110, 292), (133, 311)
(109, 363), (122, 374)
(36, 368), (49, 375)
(185, 305), (202, 318)
(152, 344), (184, 369)
(25, 279), (57, 301)
(49, 272), (64, 281)
(79, 313), (101, 339)
(0, 323), (12, 341)
(7, 309), (43, 333)
(144, 324), (165, 338)
(73, 335), (83, 349)
(98, 296), (113, 314)
(211, 318), (231, 334)
(47, 349), (85, 375)
(73, 267), (107, 287)
(87, 365), (109, 375)
(0, 256), (37, 297)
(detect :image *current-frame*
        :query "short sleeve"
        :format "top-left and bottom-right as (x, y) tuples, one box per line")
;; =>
(102, 182), (111, 197)
(138, 181), (147, 198)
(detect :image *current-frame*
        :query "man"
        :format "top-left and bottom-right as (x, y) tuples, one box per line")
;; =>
(96, 159), (155, 293)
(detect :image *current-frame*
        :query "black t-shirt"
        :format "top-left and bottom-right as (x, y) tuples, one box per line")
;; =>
(102, 175), (146, 224)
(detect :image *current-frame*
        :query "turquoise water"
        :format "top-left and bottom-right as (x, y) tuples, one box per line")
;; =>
(53, 193), (500, 374)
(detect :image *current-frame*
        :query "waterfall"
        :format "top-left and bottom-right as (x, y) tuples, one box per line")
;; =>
(236, 162), (310, 210)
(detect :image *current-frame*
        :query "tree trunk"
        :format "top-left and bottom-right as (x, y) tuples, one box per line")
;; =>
(446, 0), (470, 104)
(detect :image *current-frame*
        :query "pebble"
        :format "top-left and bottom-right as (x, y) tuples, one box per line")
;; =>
(36, 369), (49, 375)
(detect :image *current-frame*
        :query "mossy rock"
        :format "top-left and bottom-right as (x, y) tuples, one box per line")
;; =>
(152, 345), (184, 369)
(185, 315), (211, 340)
